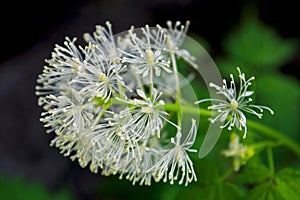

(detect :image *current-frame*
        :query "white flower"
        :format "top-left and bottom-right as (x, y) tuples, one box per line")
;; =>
(162, 21), (197, 68)
(36, 37), (85, 96)
(75, 44), (129, 102)
(196, 67), (274, 138)
(117, 88), (176, 141)
(151, 119), (197, 186)
(39, 90), (94, 134)
(118, 145), (160, 186)
(120, 25), (172, 77)
(83, 21), (129, 63)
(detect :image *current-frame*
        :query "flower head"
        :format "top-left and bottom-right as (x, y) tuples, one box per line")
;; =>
(196, 67), (274, 138)
(36, 37), (84, 96)
(121, 25), (172, 78)
(83, 21), (128, 63)
(36, 20), (198, 187)
(117, 88), (177, 140)
(162, 21), (197, 68)
(76, 44), (128, 102)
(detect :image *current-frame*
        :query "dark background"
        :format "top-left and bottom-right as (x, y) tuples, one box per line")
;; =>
(0, 0), (299, 199)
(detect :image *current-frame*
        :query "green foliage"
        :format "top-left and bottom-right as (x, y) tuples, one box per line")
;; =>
(234, 163), (272, 185)
(276, 168), (300, 199)
(175, 160), (244, 200)
(176, 182), (243, 200)
(255, 75), (300, 140)
(98, 176), (181, 200)
(224, 16), (297, 69)
(245, 168), (300, 200)
(217, 14), (298, 75)
(0, 175), (73, 200)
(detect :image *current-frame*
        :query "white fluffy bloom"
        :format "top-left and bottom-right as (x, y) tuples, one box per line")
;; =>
(39, 90), (94, 134)
(83, 21), (128, 63)
(118, 145), (160, 186)
(36, 21), (199, 187)
(36, 37), (84, 96)
(196, 67), (274, 138)
(121, 25), (172, 77)
(162, 21), (197, 68)
(75, 44), (128, 102)
(117, 88), (177, 141)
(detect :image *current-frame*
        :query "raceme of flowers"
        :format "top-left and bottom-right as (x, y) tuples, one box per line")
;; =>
(36, 21), (198, 186)
(36, 20), (273, 186)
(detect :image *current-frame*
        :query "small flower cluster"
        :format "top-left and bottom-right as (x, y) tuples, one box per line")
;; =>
(222, 133), (254, 171)
(36, 21), (197, 186)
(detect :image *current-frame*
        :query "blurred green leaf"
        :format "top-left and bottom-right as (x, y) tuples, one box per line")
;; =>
(0, 175), (73, 200)
(176, 181), (243, 200)
(175, 159), (243, 200)
(276, 168), (300, 199)
(234, 163), (272, 185)
(194, 159), (219, 186)
(246, 168), (300, 200)
(245, 180), (282, 200)
(223, 15), (297, 71)
(99, 176), (183, 200)
(220, 182), (244, 200)
(255, 75), (300, 140)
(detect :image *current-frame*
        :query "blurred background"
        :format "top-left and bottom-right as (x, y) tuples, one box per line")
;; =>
(0, 0), (299, 199)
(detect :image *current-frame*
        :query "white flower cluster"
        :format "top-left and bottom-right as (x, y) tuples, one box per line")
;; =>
(36, 21), (197, 186)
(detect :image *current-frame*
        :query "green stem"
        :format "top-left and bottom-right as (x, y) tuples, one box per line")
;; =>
(267, 147), (275, 175)
(219, 168), (234, 182)
(164, 103), (211, 116)
(171, 53), (182, 128)
(115, 70), (126, 99)
(251, 141), (282, 150)
(149, 67), (153, 98)
(163, 103), (300, 158)
(247, 120), (300, 158)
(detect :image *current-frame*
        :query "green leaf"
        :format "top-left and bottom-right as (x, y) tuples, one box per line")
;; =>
(255, 74), (300, 140)
(235, 163), (272, 185)
(218, 182), (244, 200)
(246, 180), (283, 200)
(175, 160), (243, 200)
(194, 160), (219, 186)
(276, 168), (300, 199)
(175, 185), (216, 200)
(175, 182), (243, 200)
(224, 17), (297, 70)
(223, 15), (297, 70)
(245, 168), (300, 200)
(99, 175), (183, 200)
(0, 175), (73, 200)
